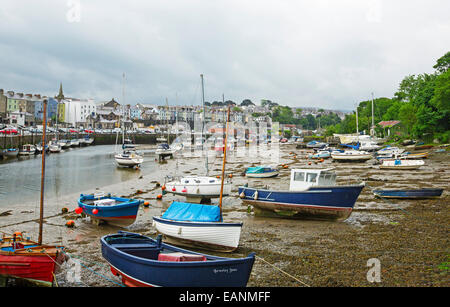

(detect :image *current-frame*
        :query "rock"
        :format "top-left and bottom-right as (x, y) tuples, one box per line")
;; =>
(0, 210), (12, 217)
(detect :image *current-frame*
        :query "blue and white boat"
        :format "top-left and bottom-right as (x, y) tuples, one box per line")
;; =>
(152, 202), (242, 252)
(101, 231), (255, 287)
(308, 150), (331, 159)
(77, 192), (143, 226)
(238, 168), (365, 220)
(306, 140), (327, 148)
(245, 166), (279, 178)
(373, 188), (443, 199)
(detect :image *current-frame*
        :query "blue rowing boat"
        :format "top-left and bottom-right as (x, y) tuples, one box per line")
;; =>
(239, 168), (364, 220)
(77, 193), (143, 226)
(373, 188), (443, 199)
(101, 231), (255, 287)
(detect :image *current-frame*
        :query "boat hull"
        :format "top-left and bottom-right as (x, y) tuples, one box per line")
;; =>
(114, 155), (143, 167)
(245, 171), (279, 178)
(78, 195), (142, 226)
(331, 154), (372, 161)
(238, 185), (365, 221)
(164, 181), (232, 199)
(373, 188), (443, 199)
(101, 232), (254, 287)
(152, 217), (242, 252)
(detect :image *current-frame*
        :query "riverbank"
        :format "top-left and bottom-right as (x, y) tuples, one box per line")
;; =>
(1, 144), (448, 287)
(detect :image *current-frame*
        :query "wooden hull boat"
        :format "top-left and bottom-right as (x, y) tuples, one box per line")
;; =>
(0, 233), (65, 286)
(101, 231), (255, 287)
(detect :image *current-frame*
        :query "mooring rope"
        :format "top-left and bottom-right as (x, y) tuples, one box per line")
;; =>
(255, 255), (311, 287)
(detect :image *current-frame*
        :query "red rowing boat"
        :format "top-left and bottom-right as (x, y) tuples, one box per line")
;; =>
(0, 233), (65, 286)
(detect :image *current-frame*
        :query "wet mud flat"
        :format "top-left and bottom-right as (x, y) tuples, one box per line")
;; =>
(1, 144), (448, 287)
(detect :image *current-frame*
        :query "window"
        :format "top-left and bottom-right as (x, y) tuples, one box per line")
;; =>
(306, 173), (318, 183)
(294, 172), (305, 181)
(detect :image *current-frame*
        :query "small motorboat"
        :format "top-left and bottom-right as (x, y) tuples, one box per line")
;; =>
(58, 139), (71, 149)
(377, 146), (404, 156)
(70, 139), (80, 147)
(77, 192), (143, 226)
(18, 144), (36, 156)
(245, 166), (279, 178)
(48, 141), (61, 153)
(331, 150), (372, 161)
(308, 150), (331, 159)
(155, 143), (175, 161)
(398, 151), (429, 159)
(2, 148), (19, 159)
(379, 159), (424, 170)
(306, 140), (327, 149)
(239, 168), (365, 221)
(101, 231), (255, 287)
(373, 188), (443, 199)
(115, 150), (144, 168)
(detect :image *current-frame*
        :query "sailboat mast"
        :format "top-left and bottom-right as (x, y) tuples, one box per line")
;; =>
(371, 92), (375, 136)
(219, 105), (231, 214)
(356, 104), (359, 134)
(122, 73), (125, 145)
(38, 99), (48, 245)
(200, 74), (208, 175)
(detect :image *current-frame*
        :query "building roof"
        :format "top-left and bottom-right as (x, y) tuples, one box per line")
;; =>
(378, 120), (401, 128)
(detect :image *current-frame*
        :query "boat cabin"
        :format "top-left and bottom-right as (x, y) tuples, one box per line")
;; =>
(289, 169), (336, 191)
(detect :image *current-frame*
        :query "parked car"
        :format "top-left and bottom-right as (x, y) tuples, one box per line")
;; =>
(0, 128), (19, 135)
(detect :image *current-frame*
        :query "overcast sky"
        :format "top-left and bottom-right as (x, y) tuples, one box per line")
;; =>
(0, 0), (449, 111)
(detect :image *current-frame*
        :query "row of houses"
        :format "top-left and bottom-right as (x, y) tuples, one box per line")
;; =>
(1, 85), (346, 131)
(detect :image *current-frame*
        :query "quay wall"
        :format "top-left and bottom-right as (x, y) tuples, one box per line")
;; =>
(0, 133), (178, 150)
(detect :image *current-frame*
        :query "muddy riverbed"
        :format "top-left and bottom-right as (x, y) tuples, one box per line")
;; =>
(1, 144), (448, 287)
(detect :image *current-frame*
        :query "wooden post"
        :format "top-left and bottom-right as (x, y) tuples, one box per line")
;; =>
(38, 99), (47, 245)
(218, 106), (231, 216)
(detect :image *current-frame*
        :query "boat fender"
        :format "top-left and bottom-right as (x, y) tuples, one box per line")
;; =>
(254, 191), (258, 200)
(178, 227), (182, 235)
(239, 191), (245, 198)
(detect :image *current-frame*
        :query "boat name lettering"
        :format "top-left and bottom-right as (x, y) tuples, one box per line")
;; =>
(213, 267), (238, 274)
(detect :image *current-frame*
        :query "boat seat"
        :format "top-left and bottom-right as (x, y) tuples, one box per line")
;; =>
(112, 243), (158, 249)
(158, 252), (206, 262)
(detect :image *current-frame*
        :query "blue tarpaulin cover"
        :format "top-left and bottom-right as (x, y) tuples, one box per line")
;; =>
(162, 202), (222, 222)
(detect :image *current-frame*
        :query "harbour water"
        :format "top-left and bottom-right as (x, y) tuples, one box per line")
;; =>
(0, 145), (157, 207)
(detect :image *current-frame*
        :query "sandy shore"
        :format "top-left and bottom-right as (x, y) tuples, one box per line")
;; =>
(1, 144), (448, 287)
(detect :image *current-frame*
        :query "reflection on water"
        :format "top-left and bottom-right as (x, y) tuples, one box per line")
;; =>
(0, 145), (156, 206)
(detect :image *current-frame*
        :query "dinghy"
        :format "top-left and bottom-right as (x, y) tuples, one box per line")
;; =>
(245, 166), (279, 178)
(373, 188), (443, 199)
(152, 202), (242, 252)
(77, 192), (143, 226)
(101, 231), (255, 287)
(379, 159), (424, 170)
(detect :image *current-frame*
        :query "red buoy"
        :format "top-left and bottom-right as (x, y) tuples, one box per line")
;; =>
(92, 208), (99, 215)
(75, 207), (83, 214)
